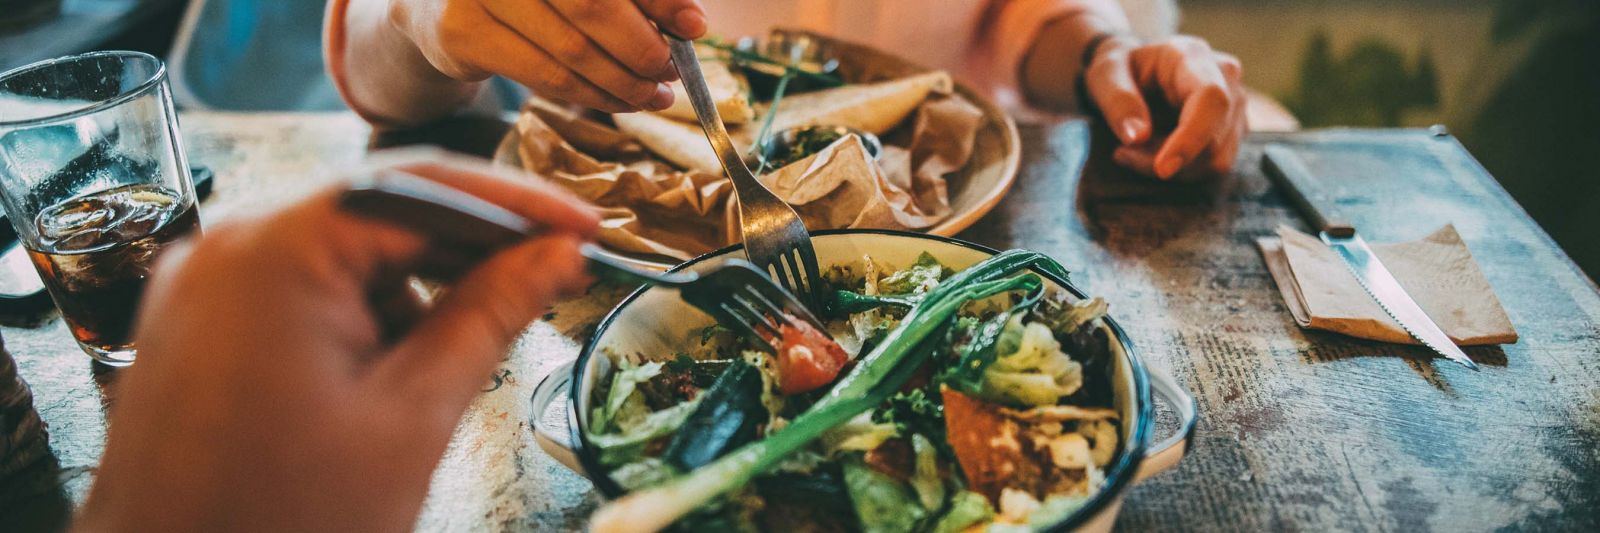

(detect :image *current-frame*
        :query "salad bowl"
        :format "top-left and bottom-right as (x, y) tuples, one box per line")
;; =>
(531, 230), (1197, 532)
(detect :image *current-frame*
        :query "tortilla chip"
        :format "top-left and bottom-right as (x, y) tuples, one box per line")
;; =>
(942, 386), (1038, 503)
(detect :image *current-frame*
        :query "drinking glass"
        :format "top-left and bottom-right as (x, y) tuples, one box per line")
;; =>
(0, 51), (202, 366)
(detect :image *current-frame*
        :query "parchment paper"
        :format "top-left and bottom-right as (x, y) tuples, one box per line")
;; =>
(516, 70), (981, 261)
(1257, 224), (1518, 346)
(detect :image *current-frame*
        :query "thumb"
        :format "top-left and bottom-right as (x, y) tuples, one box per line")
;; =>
(1085, 48), (1152, 146)
(376, 233), (591, 409)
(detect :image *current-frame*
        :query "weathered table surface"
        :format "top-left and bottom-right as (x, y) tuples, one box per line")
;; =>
(5, 112), (1598, 532)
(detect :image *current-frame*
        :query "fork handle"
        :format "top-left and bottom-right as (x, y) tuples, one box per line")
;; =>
(666, 37), (781, 201)
(338, 169), (695, 286)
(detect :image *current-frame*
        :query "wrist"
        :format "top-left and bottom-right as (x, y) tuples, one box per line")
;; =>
(339, 0), (482, 127)
(1019, 10), (1133, 111)
(1081, 33), (1137, 72)
(374, 0), (464, 83)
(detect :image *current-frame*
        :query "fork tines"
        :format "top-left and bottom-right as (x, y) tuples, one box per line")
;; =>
(682, 260), (824, 352)
(751, 240), (824, 314)
(720, 287), (790, 341)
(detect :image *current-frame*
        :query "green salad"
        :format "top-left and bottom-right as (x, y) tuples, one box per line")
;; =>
(587, 251), (1122, 532)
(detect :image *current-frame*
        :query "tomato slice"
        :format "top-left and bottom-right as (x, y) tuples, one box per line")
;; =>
(773, 317), (849, 394)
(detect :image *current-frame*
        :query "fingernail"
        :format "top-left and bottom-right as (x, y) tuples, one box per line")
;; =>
(657, 63), (680, 82)
(675, 9), (706, 38)
(646, 84), (674, 111)
(1120, 118), (1146, 144)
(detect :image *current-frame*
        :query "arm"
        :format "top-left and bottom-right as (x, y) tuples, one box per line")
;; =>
(986, 0), (1247, 179)
(325, 0), (709, 130)
(74, 151), (599, 531)
(327, 0), (484, 128)
(1016, 3), (1132, 112)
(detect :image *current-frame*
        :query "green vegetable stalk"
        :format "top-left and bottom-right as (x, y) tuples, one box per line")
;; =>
(828, 290), (920, 316)
(695, 37), (846, 88)
(589, 250), (1070, 533)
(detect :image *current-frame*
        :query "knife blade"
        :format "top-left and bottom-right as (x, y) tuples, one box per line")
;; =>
(1261, 144), (1479, 370)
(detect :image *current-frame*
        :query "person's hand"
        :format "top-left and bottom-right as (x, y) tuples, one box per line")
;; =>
(1085, 35), (1247, 180)
(74, 150), (599, 532)
(386, 0), (707, 113)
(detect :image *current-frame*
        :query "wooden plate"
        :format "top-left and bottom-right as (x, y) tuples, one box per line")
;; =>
(493, 30), (1021, 269)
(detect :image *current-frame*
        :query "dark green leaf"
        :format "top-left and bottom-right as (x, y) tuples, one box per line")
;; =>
(941, 284), (1046, 395)
(664, 361), (768, 470)
(828, 290), (920, 316)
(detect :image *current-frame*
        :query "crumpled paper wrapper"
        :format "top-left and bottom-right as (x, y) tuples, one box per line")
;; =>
(743, 91), (982, 234)
(1257, 224), (1518, 346)
(516, 100), (732, 259)
(747, 134), (939, 231)
(516, 70), (982, 262)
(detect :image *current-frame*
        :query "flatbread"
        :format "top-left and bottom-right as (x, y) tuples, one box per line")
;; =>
(657, 59), (754, 124)
(515, 109), (732, 260)
(766, 71), (952, 135)
(613, 111), (744, 176)
(618, 71), (952, 176)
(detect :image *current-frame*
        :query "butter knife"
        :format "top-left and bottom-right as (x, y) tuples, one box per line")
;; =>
(1261, 144), (1479, 370)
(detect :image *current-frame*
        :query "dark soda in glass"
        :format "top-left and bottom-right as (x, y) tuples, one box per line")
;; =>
(25, 184), (199, 362)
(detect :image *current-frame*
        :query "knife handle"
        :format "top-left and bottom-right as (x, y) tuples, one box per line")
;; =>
(1261, 144), (1355, 238)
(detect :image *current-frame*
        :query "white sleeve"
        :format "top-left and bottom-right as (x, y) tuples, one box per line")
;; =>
(1118, 0), (1180, 41)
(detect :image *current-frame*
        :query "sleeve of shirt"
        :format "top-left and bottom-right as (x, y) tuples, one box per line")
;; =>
(979, 0), (1132, 93)
(323, 0), (394, 126)
(971, 0), (1133, 115)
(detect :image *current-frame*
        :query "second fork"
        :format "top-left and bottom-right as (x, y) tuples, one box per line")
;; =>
(665, 35), (825, 313)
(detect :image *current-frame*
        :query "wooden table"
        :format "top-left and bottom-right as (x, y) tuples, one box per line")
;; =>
(4, 112), (1597, 531)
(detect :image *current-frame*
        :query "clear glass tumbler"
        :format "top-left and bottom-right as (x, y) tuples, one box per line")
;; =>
(0, 51), (202, 366)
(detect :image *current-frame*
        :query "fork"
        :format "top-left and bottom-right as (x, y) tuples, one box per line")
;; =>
(665, 35), (825, 313)
(336, 169), (824, 349)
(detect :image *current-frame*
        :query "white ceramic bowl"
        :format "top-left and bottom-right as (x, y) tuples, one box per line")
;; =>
(531, 230), (1197, 532)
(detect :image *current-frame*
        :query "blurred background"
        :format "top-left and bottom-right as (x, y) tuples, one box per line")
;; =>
(1, 0), (1594, 275)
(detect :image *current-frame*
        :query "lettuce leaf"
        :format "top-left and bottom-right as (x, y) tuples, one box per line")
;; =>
(878, 252), (953, 295)
(942, 289), (1045, 397)
(822, 412), (899, 453)
(843, 458), (927, 533)
(590, 398), (701, 466)
(909, 434), (946, 511)
(929, 491), (995, 533)
(1026, 495), (1090, 529)
(591, 358), (663, 434)
(610, 457), (679, 491)
(974, 317), (1084, 407)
